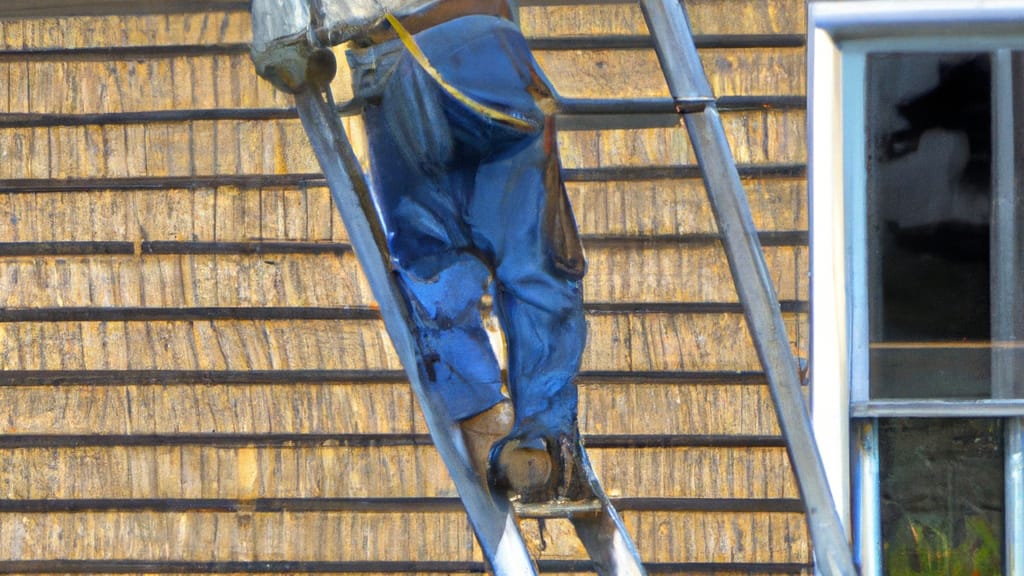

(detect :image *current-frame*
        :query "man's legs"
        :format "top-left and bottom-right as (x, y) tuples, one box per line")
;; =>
(394, 259), (507, 422)
(358, 15), (586, 497)
(469, 133), (588, 499)
(417, 18), (585, 442)
(361, 92), (509, 424)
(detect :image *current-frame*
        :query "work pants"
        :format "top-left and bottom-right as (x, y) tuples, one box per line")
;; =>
(348, 14), (585, 440)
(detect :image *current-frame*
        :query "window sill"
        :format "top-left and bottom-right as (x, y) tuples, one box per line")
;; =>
(852, 399), (1024, 418)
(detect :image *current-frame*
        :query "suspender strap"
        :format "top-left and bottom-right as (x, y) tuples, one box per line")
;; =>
(384, 12), (534, 131)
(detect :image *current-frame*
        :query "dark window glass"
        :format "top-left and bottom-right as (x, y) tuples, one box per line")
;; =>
(866, 53), (993, 399)
(880, 418), (1004, 575)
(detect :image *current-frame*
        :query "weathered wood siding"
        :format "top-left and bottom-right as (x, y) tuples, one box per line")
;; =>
(0, 0), (810, 573)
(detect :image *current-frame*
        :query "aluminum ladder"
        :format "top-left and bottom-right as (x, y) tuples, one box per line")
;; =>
(253, 0), (859, 573)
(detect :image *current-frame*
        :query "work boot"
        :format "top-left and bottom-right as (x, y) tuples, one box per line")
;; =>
(494, 437), (554, 500)
(488, 431), (561, 502)
(459, 400), (514, 481)
(490, 426), (592, 503)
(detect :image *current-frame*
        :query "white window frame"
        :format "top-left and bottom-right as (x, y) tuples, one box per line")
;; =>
(808, 2), (1024, 574)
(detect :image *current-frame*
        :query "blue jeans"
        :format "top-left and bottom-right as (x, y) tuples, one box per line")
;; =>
(347, 15), (585, 440)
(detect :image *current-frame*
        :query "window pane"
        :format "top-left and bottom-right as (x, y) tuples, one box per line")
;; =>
(880, 418), (1004, 575)
(866, 53), (993, 399)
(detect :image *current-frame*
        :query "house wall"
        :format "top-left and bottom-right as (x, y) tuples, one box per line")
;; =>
(0, 0), (810, 573)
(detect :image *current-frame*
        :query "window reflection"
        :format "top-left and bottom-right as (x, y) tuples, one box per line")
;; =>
(880, 418), (1004, 575)
(867, 53), (993, 399)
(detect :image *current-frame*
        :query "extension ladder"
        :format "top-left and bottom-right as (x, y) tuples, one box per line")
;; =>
(250, 0), (859, 573)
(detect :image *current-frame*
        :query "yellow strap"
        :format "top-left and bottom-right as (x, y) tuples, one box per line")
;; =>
(384, 13), (533, 130)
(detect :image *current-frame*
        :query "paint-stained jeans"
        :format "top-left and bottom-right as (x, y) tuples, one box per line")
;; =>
(347, 15), (584, 440)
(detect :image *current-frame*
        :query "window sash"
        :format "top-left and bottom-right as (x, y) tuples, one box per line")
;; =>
(854, 418), (1022, 575)
(843, 41), (1024, 412)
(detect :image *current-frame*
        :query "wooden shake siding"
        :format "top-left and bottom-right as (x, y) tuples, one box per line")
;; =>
(0, 0), (810, 574)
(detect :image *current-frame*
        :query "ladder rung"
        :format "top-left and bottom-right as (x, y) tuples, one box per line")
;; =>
(512, 498), (604, 519)
(557, 96), (804, 117)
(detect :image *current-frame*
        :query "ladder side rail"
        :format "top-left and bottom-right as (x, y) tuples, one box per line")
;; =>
(683, 109), (855, 575)
(570, 445), (648, 575)
(293, 86), (538, 576)
(638, 1), (858, 574)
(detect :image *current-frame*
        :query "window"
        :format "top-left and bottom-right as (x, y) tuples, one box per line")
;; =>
(809, 3), (1024, 574)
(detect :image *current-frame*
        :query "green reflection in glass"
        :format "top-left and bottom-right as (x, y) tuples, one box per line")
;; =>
(880, 418), (1003, 575)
